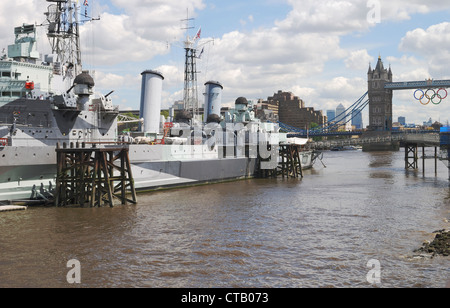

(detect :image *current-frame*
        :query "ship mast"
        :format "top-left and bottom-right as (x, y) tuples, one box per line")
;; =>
(181, 10), (200, 120)
(45, 0), (83, 82)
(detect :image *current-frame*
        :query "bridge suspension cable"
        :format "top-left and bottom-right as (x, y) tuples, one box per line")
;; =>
(325, 91), (368, 125)
(320, 99), (369, 134)
(278, 92), (370, 136)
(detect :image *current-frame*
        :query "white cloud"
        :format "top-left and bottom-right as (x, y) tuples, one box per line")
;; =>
(94, 71), (140, 90)
(277, 0), (450, 34)
(111, 0), (206, 41)
(0, 1), (47, 54)
(191, 24), (347, 108)
(386, 55), (430, 81)
(0, 1), (41, 40)
(80, 13), (169, 66)
(345, 49), (374, 70)
(277, 0), (370, 34)
(378, 0), (450, 21)
(399, 22), (450, 78)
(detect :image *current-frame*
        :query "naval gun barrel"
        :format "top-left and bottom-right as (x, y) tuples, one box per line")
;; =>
(105, 90), (115, 98)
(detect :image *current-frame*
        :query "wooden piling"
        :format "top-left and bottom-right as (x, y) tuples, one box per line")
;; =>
(258, 144), (303, 179)
(279, 144), (303, 178)
(55, 144), (137, 207)
(435, 147), (438, 176)
(422, 146), (426, 175)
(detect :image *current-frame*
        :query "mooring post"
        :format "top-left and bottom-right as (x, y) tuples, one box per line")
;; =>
(448, 148), (450, 181)
(423, 146), (425, 175)
(435, 147), (438, 176)
(294, 145), (303, 178)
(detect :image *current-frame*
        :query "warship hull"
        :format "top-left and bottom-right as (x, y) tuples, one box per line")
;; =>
(0, 144), (314, 203)
(0, 144), (258, 202)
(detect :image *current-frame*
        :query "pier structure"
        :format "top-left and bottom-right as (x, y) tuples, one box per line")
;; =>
(401, 134), (440, 175)
(258, 142), (304, 179)
(279, 143), (304, 179)
(55, 143), (137, 207)
(440, 128), (450, 180)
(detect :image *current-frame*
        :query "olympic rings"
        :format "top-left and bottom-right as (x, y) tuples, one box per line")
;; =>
(438, 88), (448, 99)
(414, 89), (424, 100)
(413, 88), (448, 105)
(426, 89), (435, 105)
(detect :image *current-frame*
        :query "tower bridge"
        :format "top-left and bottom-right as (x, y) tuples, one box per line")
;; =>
(280, 58), (448, 138)
(385, 79), (450, 90)
(277, 56), (450, 177)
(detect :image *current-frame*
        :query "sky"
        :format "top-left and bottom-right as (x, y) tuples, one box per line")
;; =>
(1, 0), (450, 125)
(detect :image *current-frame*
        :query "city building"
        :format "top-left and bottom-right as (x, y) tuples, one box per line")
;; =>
(352, 108), (363, 129)
(398, 116), (406, 126)
(423, 118), (433, 127)
(260, 90), (326, 129)
(327, 110), (336, 124)
(335, 103), (347, 125)
(254, 98), (279, 122)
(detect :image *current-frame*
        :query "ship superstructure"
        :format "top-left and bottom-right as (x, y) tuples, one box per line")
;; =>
(0, 0), (90, 108)
(0, 1), (315, 204)
(0, 24), (53, 105)
(0, 0), (117, 147)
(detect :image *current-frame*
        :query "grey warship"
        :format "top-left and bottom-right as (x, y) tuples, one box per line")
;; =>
(0, 0), (314, 204)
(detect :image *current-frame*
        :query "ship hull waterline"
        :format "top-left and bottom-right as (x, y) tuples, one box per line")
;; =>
(0, 144), (314, 204)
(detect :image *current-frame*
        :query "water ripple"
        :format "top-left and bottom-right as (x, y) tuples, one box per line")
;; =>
(0, 151), (449, 287)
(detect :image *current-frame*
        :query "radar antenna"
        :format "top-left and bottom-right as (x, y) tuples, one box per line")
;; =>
(44, 0), (97, 83)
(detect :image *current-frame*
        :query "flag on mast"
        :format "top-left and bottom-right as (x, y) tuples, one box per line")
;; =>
(194, 27), (201, 41)
(83, 0), (88, 17)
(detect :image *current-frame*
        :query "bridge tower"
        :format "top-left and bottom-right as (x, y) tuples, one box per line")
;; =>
(363, 56), (399, 151)
(367, 56), (393, 131)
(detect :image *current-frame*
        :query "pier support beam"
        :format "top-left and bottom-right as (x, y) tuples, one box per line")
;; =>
(423, 146), (425, 175)
(447, 149), (450, 181)
(435, 147), (438, 176)
(257, 144), (303, 179)
(279, 144), (303, 179)
(405, 143), (418, 170)
(55, 145), (137, 207)
(403, 143), (440, 176)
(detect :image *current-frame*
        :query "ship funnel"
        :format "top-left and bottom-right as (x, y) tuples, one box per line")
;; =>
(140, 70), (164, 135)
(204, 81), (223, 123)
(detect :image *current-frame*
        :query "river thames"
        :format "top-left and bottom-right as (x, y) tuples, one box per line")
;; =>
(0, 150), (449, 288)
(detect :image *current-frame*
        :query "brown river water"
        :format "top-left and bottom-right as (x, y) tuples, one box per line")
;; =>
(0, 150), (449, 288)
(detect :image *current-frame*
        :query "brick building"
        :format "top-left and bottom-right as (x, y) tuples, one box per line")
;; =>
(259, 90), (326, 129)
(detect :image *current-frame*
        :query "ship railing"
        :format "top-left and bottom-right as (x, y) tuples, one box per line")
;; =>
(56, 141), (132, 150)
